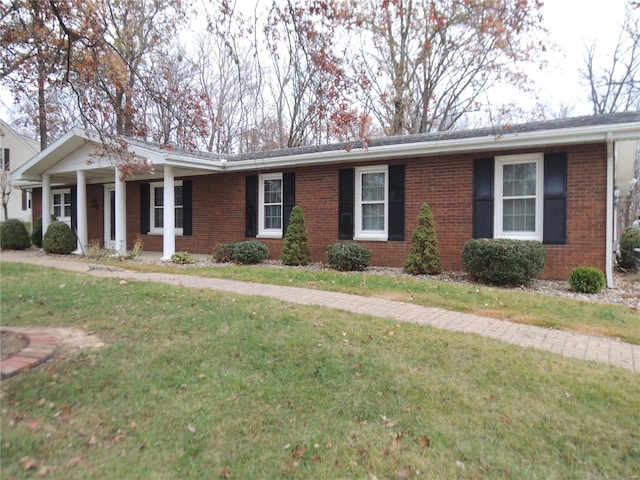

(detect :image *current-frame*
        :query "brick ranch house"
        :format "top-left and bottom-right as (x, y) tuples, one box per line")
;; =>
(11, 112), (640, 287)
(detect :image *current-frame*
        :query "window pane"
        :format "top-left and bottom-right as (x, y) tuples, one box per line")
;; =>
(53, 194), (61, 205)
(154, 187), (164, 207)
(175, 186), (183, 206)
(264, 205), (282, 229)
(362, 173), (385, 201)
(264, 179), (282, 204)
(503, 163), (536, 197)
(362, 203), (384, 230)
(154, 208), (164, 228)
(175, 207), (183, 228)
(503, 199), (535, 232)
(53, 206), (61, 217)
(64, 193), (71, 204)
(64, 206), (71, 217)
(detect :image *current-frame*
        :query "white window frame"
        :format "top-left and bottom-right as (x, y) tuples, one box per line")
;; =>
(494, 153), (544, 241)
(258, 173), (283, 238)
(51, 188), (72, 226)
(354, 165), (388, 241)
(150, 181), (184, 235)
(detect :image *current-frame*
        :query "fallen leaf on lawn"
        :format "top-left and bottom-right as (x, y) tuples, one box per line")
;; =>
(220, 469), (232, 479)
(88, 434), (97, 446)
(66, 457), (81, 469)
(417, 436), (430, 448)
(38, 465), (57, 477)
(187, 425), (196, 435)
(119, 280), (128, 285)
(291, 445), (306, 458)
(396, 469), (410, 478)
(27, 421), (40, 430)
(20, 456), (38, 471)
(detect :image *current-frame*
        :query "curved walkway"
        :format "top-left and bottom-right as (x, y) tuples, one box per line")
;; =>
(1, 329), (57, 379)
(1, 250), (639, 373)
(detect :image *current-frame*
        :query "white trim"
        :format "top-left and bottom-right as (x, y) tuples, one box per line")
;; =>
(494, 153), (544, 241)
(103, 184), (116, 249)
(149, 180), (184, 236)
(354, 165), (388, 241)
(258, 172), (283, 238)
(51, 188), (72, 226)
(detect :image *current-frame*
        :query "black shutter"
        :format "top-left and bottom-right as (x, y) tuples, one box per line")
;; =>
(543, 153), (568, 244)
(282, 173), (296, 235)
(473, 158), (494, 239)
(140, 183), (150, 234)
(338, 168), (354, 239)
(245, 175), (258, 237)
(70, 186), (77, 231)
(3, 148), (9, 170)
(182, 180), (192, 236)
(388, 164), (405, 241)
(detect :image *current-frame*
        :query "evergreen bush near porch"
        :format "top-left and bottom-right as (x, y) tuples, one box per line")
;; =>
(619, 226), (640, 270)
(281, 206), (311, 266)
(43, 220), (76, 255)
(404, 203), (442, 275)
(30, 217), (43, 247)
(0, 219), (31, 250)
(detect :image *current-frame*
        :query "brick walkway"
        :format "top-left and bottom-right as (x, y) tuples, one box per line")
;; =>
(2, 250), (639, 373)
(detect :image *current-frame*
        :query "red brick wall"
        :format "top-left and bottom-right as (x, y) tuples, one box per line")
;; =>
(31, 142), (608, 280)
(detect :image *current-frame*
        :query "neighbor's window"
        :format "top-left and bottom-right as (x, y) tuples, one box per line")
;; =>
(150, 181), (183, 234)
(258, 173), (283, 237)
(494, 154), (543, 241)
(355, 165), (388, 241)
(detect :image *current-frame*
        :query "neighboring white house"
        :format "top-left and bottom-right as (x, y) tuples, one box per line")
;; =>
(0, 119), (39, 226)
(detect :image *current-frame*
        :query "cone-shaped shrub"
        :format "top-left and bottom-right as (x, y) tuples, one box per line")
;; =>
(404, 203), (442, 275)
(0, 219), (31, 250)
(282, 206), (311, 266)
(43, 221), (76, 254)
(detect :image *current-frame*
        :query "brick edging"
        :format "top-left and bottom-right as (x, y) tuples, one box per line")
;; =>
(0, 329), (57, 380)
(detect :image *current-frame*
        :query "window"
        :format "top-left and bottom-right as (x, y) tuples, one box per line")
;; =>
(52, 189), (72, 222)
(21, 189), (30, 211)
(494, 154), (543, 241)
(355, 166), (388, 240)
(150, 181), (183, 234)
(1, 148), (9, 171)
(258, 173), (283, 237)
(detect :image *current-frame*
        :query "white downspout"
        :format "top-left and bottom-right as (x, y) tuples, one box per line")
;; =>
(606, 132), (615, 289)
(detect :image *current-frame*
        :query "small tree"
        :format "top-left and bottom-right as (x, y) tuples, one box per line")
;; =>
(281, 206), (311, 266)
(1, 170), (11, 221)
(404, 203), (442, 275)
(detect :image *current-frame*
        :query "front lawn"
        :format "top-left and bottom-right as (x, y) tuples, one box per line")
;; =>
(1, 263), (639, 479)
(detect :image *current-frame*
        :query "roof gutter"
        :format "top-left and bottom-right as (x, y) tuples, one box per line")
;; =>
(606, 132), (615, 289)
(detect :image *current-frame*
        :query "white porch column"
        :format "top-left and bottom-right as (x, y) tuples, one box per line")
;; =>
(162, 166), (175, 260)
(42, 174), (51, 234)
(114, 170), (127, 256)
(75, 170), (88, 254)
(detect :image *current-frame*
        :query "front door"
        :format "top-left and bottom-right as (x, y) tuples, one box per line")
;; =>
(104, 185), (116, 249)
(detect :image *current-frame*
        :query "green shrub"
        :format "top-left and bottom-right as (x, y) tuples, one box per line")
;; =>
(212, 243), (234, 263)
(462, 239), (547, 286)
(0, 219), (31, 250)
(619, 226), (640, 269)
(282, 206), (311, 266)
(171, 251), (196, 264)
(230, 241), (269, 264)
(31, 217), (43, 248)
(327, 242), (371, 271)
(43, 221), (76, 254)
(569, 267), (606, 294)
(404, 203), (442, 275)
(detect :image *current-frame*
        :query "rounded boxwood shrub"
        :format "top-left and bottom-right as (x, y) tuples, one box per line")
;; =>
(31, 217), (43, 248)
(0, 219), (31, 250)
(462, 238), (546, 286)
(230, 241), (269, 264)
(404, 203), (442, 275)
(282, 206), (311, 266)
(212, 242), (234, 263)
(327, 242), (371, 271)
(43, 221), (76, 254)
(619, 226), (640, 269)
(569, 267), (606, 294)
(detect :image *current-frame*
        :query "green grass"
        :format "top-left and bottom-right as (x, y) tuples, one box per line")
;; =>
(101, 259), (640, 344)
(1, 263), (639, 479)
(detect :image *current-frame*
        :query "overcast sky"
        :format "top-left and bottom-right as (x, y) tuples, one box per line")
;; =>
(0, 0), (632, 128)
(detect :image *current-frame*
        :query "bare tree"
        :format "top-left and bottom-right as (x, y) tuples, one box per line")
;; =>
(581, 3), (640, 114)
(0, 170), (11, 221)
(353, 0), (545, 135)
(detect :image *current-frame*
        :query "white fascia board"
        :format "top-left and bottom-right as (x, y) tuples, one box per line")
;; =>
(222, 121), (640, 172)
